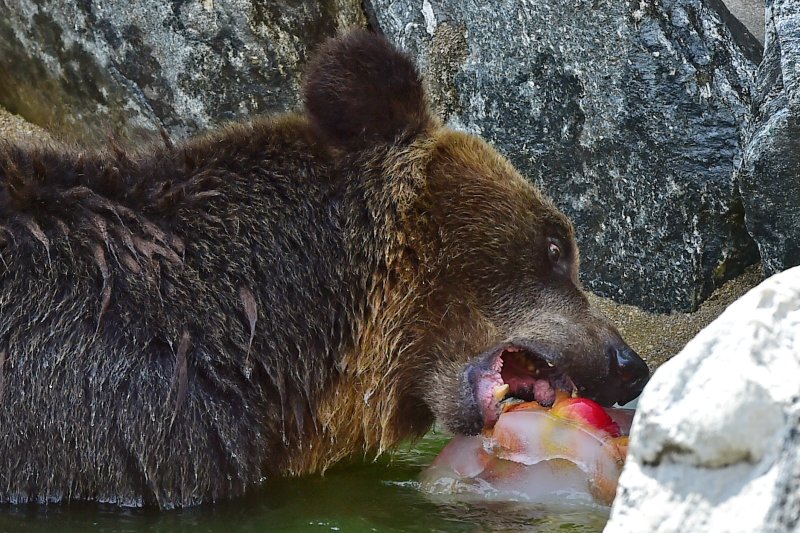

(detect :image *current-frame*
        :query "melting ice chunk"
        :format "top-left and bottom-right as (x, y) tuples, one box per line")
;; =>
(420, 397), (634, 506)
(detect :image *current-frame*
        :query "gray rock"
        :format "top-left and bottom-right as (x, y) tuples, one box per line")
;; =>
(606, 265), (800, 532)
(0, 0), (365, 143)
(737, 0), (800, 277)
(721, 0), (766, 44)
(366, 0), (761, 312)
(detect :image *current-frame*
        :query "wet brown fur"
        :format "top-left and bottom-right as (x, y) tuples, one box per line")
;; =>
(0, 30), (638, 507)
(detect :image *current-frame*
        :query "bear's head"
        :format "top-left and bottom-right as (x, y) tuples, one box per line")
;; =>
(304, 30), (649, 439)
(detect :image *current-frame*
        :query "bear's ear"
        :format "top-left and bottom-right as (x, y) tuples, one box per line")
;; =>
(303, 30), (431, 150)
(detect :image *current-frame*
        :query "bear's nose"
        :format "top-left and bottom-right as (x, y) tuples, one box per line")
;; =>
(606, 343), (650, 404)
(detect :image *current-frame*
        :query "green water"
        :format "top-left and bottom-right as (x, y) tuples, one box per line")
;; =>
(0, 432), (608, 532)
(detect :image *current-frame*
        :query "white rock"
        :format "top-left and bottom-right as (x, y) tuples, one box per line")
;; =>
(606, 266), (800, 533)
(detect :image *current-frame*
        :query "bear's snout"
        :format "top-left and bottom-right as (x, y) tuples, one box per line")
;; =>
(586, 342), (650, 407)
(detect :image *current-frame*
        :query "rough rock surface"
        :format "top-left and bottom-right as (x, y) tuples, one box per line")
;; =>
(367, 0), (761, 312)
(606, 265), (800, 532)
(0, 0), (365, 143)
(0, 106), (53, 145)
(737, 0), (800, 277)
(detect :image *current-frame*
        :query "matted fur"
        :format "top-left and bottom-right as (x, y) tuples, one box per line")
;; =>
(0, 116), (360, 506)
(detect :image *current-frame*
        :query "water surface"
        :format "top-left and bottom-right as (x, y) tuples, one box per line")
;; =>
(0, 432), (608, 532)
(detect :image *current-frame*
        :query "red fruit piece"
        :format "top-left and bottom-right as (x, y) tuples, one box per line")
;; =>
(550, 397), (621, 437)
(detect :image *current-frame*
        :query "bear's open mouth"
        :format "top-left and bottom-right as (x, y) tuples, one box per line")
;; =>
(473, 344), (577, 429)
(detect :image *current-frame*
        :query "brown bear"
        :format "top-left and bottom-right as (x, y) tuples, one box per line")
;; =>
(0, 30), (648, 508)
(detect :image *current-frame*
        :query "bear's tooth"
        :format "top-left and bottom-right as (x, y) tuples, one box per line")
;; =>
(500, 397), (524, 412)
(493, 384), (510, 401)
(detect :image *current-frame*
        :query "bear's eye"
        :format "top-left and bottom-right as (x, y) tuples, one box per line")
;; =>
(548, 239), (562, 263)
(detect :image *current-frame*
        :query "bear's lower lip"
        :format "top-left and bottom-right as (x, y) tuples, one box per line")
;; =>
(472, 344), (577, 429)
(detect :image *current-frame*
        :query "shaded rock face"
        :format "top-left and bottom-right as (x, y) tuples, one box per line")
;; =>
(606, 265), (800, 532)
(366, 0), (761, 312)
(0, 0), (365, 142)
(737, 0), (800, 277)
(721, 0), (766, 44)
